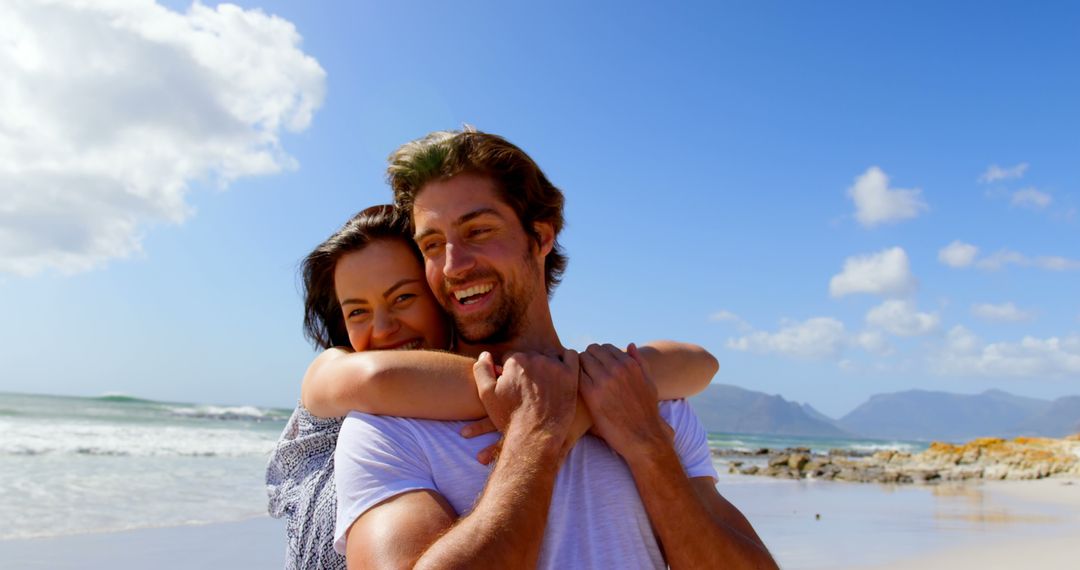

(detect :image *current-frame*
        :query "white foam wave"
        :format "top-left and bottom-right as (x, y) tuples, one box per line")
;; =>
(0, 419), (278, 458)
(166, 405), (277, 422)
(849, 442), (920, 453)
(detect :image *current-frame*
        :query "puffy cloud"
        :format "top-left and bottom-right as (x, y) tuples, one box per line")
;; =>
(938, 240), (979, 268)
(1011, 187), (1053, 209)
(727, 317), (847, 359)
(709, 310), (751, 331)
(847, 167), (928, 228)
(0, 0), (325, 276)
(977, 250), (1080, 271)
(865, 300), (940, 336)
(971, 302), (1034, 323)
(710, 310), (741, 323)
(978, 162), (1029, 183)
(853, 330), (891, 355)
(829, 247), (917, 298)
(934, 326), (1080, 377)
(945, 325), (980, 354)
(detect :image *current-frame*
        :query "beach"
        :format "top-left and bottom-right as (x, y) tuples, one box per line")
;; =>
(2, 476), (1076, 569)
(867, 479), (1080, 569)
(0, 517), (285, 569)
(3, 392), (1078, 569)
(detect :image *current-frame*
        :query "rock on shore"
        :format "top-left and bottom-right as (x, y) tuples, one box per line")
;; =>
(723, 434), (1080, 484)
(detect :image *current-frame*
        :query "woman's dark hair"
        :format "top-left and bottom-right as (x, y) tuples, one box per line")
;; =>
(301, 204), (419, 350)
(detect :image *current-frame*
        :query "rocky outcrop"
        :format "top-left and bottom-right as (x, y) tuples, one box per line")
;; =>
(722, 435), (1080, 484)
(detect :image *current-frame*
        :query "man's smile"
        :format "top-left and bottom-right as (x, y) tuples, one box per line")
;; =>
(453, 282), (494, 305)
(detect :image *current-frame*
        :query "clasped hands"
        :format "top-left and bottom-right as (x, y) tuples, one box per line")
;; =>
(461, 343), (674, 465)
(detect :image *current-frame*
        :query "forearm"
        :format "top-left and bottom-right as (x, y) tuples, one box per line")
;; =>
(638, 341), (718, 399)
(626, 439), (777, 569)
(414, 427), (564, 569)
(301, 350), (485, 419)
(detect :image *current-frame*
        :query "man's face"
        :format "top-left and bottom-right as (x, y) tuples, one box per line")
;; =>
(412, 172), (546, 345)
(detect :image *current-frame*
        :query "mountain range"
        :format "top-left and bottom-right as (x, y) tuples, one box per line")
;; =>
(689, 384), (1080, 442)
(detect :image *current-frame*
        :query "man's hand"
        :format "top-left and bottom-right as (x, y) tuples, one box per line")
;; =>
(473, 349), (580, 452)
(579, 343), (672, 460)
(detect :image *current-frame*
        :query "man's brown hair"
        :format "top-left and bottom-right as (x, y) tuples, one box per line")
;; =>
(387, 128), (568, 295)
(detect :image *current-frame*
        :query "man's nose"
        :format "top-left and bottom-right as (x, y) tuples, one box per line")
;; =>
(443, 242), (475, 280)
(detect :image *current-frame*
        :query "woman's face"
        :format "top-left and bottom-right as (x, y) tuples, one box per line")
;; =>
(333, 239), (450, 352)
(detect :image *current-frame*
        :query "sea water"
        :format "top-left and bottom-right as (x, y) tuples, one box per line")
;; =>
(0, 391), (931, 542)
(0, 392), (290, 540)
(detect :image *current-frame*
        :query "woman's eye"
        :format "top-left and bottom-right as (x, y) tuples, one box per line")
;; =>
(394, 293), (416, 305)
(348, 308), (369, 319)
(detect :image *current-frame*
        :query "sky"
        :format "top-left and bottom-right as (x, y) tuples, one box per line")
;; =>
(1, 0), (1078, 417)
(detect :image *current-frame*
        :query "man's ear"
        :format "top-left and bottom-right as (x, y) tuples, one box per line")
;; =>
(532, 221), (555, 258)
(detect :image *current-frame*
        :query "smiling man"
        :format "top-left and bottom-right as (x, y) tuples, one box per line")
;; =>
(333, 129), (776, 569)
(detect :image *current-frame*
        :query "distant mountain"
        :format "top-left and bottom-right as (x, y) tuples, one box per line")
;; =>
(837, 389), (1065, 441)
(689, 384), (850, 437)
(1015, 396), (1080, 437)
(801, 403), (847, 432)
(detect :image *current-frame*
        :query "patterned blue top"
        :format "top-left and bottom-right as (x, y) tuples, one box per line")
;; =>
(266, 404), (346, 570)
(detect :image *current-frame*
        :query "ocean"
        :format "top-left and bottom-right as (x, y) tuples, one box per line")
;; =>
(0, 391), (927, 542)
(0, 392), (289, 540)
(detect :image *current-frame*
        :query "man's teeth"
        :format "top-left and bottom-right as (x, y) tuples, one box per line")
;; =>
(393, 340), (422, 350)
(454, 283), (493, 304)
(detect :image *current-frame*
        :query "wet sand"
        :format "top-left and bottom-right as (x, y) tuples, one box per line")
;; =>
(714, 472), (1080, 569)
(0, 516), (284, 569)
(1, 476), (1076, 569)
(865, 478), (1080, 569)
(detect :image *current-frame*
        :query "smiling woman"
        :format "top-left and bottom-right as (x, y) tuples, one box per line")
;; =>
(332, 231), (449, 353)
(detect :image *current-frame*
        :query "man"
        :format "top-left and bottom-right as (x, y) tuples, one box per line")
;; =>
(333, 129), (777, 569)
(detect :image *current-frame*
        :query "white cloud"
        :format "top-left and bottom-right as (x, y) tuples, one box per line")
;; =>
(709, 310), (751, 331)
(945, 325), (980, 354)
(829, 247), (917, 298)
(0, 1), (326, 276)
(934, 326), (1080, 377)
(853, 330), (891, 355)
(979, 162), (1029, 183)
(847, 167), (928, 227)
(977, 250), (1080, 271)
(971, 302), (1034, 323)
(727, 317), (847, 359)
(938, 240), (979, 268)
(865, 300), (940, 337)
(1011, 187), (1053, 209)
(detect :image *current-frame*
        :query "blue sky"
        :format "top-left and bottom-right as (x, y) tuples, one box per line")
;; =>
(1, 1), (1078, 417)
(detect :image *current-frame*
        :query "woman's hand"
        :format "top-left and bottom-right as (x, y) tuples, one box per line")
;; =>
(461, 417), (501, 464)
(579, 343), (671, 462)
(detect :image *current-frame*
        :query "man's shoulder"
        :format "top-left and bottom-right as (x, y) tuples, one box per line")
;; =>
(338, 413), (497, 459)
(343, 411), (470, 429)
(340, 412), (470, 442)
(658, 398), (699, 422)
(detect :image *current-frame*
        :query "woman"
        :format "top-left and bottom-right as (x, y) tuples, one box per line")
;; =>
(266, 204), (718, 570)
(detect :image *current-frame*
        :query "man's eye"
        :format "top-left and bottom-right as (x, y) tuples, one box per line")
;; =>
(422, 240), (445, 255)
(469, 227), (492, 238)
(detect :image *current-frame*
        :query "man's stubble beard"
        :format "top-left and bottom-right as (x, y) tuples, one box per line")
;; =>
(446, 249), (541, 346)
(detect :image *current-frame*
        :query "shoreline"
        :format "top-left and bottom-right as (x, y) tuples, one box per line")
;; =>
(717, 434), (1080, 485)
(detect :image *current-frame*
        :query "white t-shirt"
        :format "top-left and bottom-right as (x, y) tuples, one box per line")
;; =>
(333, 399), (718, 569)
